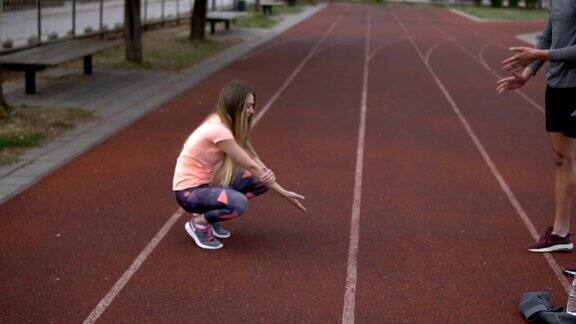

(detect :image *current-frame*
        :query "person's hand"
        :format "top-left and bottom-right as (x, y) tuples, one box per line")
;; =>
(496, 67), (533, 94)
(259, 168), (276, 186)
(282, 190), (307, 212)
(502, 47), (548, 74)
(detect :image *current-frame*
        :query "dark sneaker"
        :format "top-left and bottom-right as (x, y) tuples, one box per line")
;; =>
(211, 222), (231, 239)
(526, 226), (572, 253)
(185, 222), (223, 250)
(565, 261), (576, 276)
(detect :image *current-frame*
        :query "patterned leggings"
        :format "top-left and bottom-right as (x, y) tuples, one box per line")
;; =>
(175, 170), (268, 223)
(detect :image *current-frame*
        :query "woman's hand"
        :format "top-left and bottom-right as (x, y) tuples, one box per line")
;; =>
(259, 168), (276, 186)
(282, 190), (307, 212)
(496, 67), (533, 94)
(502, 47), (548, 74)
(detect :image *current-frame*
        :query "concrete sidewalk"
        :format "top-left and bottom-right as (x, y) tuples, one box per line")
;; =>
(0, 4), (325, 205)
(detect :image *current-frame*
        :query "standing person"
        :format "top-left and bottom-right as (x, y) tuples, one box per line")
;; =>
(173, 80), (307, 250)
(497, 1), (576, 273)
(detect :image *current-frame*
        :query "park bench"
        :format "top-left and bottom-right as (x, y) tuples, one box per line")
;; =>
(206, 12), (246, 34)
(261, 2), (283, 15)
(0, 39), (122, 95)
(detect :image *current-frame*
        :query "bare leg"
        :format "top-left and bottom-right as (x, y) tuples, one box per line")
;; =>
(550, 132), (576, 237)
(192, 213), (209, 226)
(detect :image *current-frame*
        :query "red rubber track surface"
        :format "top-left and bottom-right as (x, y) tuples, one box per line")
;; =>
(0, 3), (565, 323)
(356, 5), (560, 323)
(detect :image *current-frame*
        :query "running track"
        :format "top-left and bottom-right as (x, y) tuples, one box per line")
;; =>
(0, 3), (563, 322)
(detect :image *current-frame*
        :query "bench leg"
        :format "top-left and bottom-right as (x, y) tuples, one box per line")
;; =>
(25, 69), (36, 95)
(84, 56), (93, 75)
(225, 21), (230, 30)
(211, 22), (216, 34)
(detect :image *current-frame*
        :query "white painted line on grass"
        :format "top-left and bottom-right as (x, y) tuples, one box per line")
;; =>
(390, 6), (570, 293)
(342, 6), (371, 324)
(82, 6), (351, 324)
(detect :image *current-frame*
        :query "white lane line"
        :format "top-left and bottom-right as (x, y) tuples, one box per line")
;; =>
(82, 209), (184, 324)
(389, 6), (571, 293)
(413, 8), (545, 114)
(82, 6), (351, 324)
(368, 37), (407, 62)
(253, 5), (349, 125)
(342, 6), (371, 324)
(477, 43), (544, 114)
(424, 39), (448, 65)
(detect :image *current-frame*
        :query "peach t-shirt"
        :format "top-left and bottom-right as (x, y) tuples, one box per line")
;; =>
(173, 116), (234, 190)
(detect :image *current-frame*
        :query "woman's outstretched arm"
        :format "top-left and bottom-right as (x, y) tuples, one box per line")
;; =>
(217, 139), (306, 211)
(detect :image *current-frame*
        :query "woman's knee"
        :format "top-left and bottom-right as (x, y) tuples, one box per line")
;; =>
(227, 190), (249, 215)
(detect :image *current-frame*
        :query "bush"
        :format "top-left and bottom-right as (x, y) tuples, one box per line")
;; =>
(48, 32), (58, 41)
(491, 0), (502, 7)
(27, 36), (40, 46)
(2, 39), (14, 49)
(525, 0), (537, 8)
(84, 26), (94, 34)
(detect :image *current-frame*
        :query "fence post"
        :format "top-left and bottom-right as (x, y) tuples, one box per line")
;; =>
(161, 0), (165, 23)
(72, 0), (77, 36)
(176, 0), (180, 23)
(99, 0), (104, 38)
(37, 0), (42, 42)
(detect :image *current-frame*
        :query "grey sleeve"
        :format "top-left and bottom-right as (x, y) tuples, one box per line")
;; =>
(549, 46), (576, 62)
(529, 18), (552, 74)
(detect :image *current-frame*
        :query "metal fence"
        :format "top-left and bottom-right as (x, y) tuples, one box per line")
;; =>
(0, 0), (245, 51)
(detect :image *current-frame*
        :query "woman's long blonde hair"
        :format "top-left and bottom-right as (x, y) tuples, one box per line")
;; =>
(211, 80), (255, 187)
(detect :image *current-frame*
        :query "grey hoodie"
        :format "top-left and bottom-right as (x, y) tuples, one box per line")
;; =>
(530, 0), (576, 88)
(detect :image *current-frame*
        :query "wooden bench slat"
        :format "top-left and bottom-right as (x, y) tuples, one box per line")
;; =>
(0, 39), (122, 66)
(206, 12), (246, 20)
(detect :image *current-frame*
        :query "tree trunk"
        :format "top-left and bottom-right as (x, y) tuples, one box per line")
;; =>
(254, 0), (260, 13)
(0, 70), (10, 118)
(124, 0), (143, 62)
(190, 0), (207, 40)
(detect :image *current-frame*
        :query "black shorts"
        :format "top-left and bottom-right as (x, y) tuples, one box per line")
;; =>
(545, 85), (576, 139)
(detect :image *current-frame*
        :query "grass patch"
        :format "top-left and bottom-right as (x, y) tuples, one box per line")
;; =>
(237, 4), (304, 29)
(0, 105), (93, 165)
(456, 6), (548, 20)
(237, 12), (278, 28)
(65, 26), (238, 72)
(0, 133), (44, 149)
(274, 4), (304, 15)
